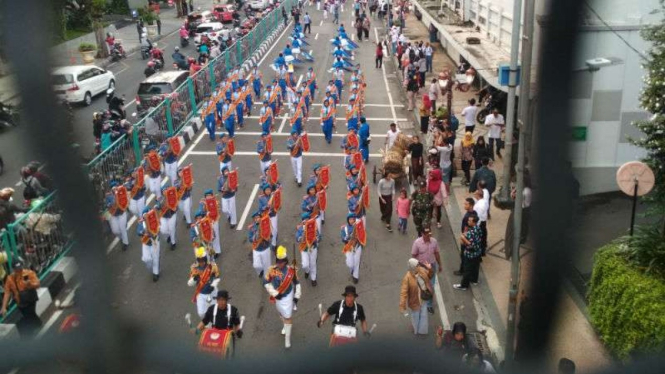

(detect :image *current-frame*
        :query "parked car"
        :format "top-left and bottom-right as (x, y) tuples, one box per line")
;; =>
(213, 4), (236, 23)
(194, 22), (232, 45)
(135, 71), (189, 112)
(53, 65), (116, 106)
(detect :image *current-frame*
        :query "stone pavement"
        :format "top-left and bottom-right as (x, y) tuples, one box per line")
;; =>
(394, 9), (614, 372)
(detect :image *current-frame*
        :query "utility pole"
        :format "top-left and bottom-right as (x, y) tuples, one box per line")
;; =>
(498, 0), (523, 204)
(505, 0), (535, 364)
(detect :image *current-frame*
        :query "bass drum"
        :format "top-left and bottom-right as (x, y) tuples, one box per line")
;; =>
(198, 328), (235, 359)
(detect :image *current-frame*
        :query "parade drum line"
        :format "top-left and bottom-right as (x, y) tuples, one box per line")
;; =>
(199, 328), (234, 358)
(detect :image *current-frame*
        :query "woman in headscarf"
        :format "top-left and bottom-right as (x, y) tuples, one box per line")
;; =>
(461, 132), (475, 186)
(399, 258), (433, 335)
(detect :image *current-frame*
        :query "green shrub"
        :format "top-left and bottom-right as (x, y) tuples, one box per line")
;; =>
(588, 244), (665, 361)
(615, 225), (665, 278)
(78, 42), (97, 52)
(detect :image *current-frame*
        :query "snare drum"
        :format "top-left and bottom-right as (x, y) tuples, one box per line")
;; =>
(285, 55), (295, 63)
(199, 328), (235, 358)
(329, 325), (358, 347)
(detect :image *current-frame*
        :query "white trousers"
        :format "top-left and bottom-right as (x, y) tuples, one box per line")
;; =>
(291, 156), (302, 183)
(164, 161), (178, 183)
(301, 247), (318, 280)
(276, 289), (295, 319)
(141, 241), (160, 275)
(211, 219), (221, 254)
(179, 197), (192, 224)
(159, 215), (177, 245)
(109, 212), (129, 245)
(129, 196), (146, 218)
(316, 214), (322, 236)
(345, 245), (362, 279)
(196, 292), (213, 319)
(221, 196), (237, 225)
(252, 249), (272, 276)
(410, 303), (429, 335)
(148, 176), (162, 198)
(260, 160), (271, 176)
(270, 215), (278, 246)
(219, 160), (233, 174)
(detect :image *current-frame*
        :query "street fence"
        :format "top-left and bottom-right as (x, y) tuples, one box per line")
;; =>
(0, 0), (294, 322)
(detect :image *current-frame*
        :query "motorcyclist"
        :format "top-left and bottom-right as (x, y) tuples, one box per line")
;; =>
(172, 46), (188, 69)
(141, 34), (153, 56)
(150, 43), (165, 66)
(144, 61), (157, 78)
(179, 25), (190, 45)
(107, 89), (126, 120)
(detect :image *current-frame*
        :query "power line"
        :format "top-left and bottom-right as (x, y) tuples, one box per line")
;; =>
(583, 1), (648, 61)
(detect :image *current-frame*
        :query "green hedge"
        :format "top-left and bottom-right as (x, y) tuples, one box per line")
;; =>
(588, 244), (665, 361)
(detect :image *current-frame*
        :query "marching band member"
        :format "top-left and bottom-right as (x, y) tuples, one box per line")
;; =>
(286, 130), (304, 187)
(190, 210), (209, 248)
(320, 98), (336, 144)
(175, 167), (193, 225)
(263, 246), (301, 349)
(348, 183), (367, 227)
(156, 184), (178, 250)
(248, 210), (272, 277)
(126, 167), (146, 219)
(317, 286), (370, 345)
(199, 189), (222, 258)
(272, 79), (283, 114)
(333, 66), (345, 102)
(106, 180), (129, 251)
(341, 214), (364, 284)
(251, 64), (263, 98)
(358, 117), (371, 163)
(326, 80), (339, 105)
(137, 206), (161, 281)
(277, 65), (288, 99)
(301, 183), (323, 234)
(259, 100), (274, 134)
(233, 86), (245, 129)
(216, 133), (234, 173)
(346, 97), (359, 131)
(296, 212), (320, 286)
(218, 166), (238, 229)
(309, 164), (328, 226)
(194, 290), (243, 342)
(243, 81), (253, 117)
(159, 136), (180, 183)
(202, 97), (217, 141)
(289, 99), (305, 135)
(258, 183), (279, 249)
(300, 82), (311, 113)
(188, 247), (221, 319)
(237, 65), (246, 88)
(143, 145), (163, 199)
(222, 98), (236, 138)
(257, 132), (273, 176)
(264, 85), (277, 118)
(346, 164), (361, 190)
(306, 67), (317, 101)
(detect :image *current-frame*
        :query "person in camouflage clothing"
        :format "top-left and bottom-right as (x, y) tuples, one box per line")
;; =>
(410, 180), (433, 237)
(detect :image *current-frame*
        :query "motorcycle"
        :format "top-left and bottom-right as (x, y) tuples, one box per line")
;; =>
(454, 67), (476, 93)
(150, 58), (164, 71)
(476, 86), (507, 123)
(180, 36), (190, 47)
(110, 41), (127, 62)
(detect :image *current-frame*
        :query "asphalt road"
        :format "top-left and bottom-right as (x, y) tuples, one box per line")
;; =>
(24, 4), (487, 369)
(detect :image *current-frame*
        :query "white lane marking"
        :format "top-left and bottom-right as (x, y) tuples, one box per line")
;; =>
(319, 20), (323, 26)
(237, 184), (260, 231)
(351, 33), (355, 41)
(125, 99), (137, 108)
(107, 129), (207, 254)
(305, 117), (407, 122)
(277, 115), (289, 133)
(375, 27), (398, 122)
(252, 103), (405, 108)
(35, 283), (81, 339)
(216, 131), (345, 137)
(258, 21), (294, 67)
(189, 151), (382, 158)
(434, 274), (451, 331)
(314, 33), (319, 40)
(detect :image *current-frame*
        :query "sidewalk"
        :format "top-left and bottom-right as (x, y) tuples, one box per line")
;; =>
(0, 5), (185, 105)
(398, 11), (613, 373)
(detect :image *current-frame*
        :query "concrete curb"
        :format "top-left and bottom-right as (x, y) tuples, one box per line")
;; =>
(0, 256), (78, 339)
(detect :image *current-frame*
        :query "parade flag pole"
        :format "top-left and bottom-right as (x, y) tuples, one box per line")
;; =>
(239, 316), (246, 330)
(369, 323), (377, 334)
(318, 303), (323, 318)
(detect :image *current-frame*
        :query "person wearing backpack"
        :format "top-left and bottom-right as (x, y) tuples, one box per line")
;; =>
(20, 167), (48, 201)
(1, 261), (42, 336)
(362, 15), (371, 39)
(400, 258), (434, 335)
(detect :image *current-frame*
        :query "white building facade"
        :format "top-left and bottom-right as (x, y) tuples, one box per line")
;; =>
(431, 0), (657, 195)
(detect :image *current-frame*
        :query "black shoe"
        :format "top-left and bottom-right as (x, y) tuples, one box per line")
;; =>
(153, 274), (159, 282)
(214, 253), (220, 260)
(311, 280), (317, 287)
(386, 225), (393, 232)
(230, 224), (237, 229)
(298, 182), (302, 187)
(304, 272), (309, 279)
(352, 277), (359, 284)
(322, 219), (325, 225)
(453, 270), (463, 276)
(122, 244), (129, 251)
(427, 307), (434, 315)
(170, 243), (176, 251)
(497, 152), (502, 158)
(167, 236), (171, 243)
(259, 271), (264, 278)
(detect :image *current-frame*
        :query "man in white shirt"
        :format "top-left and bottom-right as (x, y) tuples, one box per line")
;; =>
(484, 108), (505, 159)
(385, 123), (401, 149)
(424, 42), (434, 73)
(461, 98), (478, 134)
(472, 183), (489, 255)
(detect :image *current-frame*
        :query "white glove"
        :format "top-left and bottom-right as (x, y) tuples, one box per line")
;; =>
(187, 277), (196, 287)
(211, 278), (220, 291)
(294, 283), (302, 299)
(264, 283), (279, 298)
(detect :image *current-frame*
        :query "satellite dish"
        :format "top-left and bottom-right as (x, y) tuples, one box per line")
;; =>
(616, 161), (655, 197)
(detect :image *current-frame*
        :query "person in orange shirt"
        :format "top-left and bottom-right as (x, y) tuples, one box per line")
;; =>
(1, 261), (42, 335)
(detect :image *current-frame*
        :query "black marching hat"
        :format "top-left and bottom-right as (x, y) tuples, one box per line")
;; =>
(342, 285), (358, 297)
